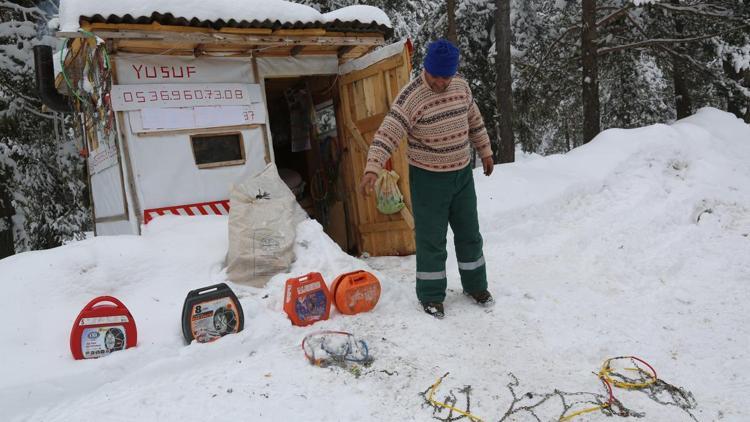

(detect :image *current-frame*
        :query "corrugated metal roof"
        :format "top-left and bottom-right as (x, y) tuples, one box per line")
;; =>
(81, 12), (393, 36)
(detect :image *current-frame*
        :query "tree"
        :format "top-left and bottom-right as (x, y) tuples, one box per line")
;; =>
(495, 0), (514, 163)
(581, 0), (600, 143)
(0, 0), (91, 254)
(670, 0), (693, 118)
(446, 0), (457, 44)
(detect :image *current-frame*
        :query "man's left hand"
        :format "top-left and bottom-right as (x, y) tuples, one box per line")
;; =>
(482, 156), (494, 176)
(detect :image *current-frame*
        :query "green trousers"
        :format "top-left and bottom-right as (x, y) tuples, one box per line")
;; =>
(409, 164), (487, 303)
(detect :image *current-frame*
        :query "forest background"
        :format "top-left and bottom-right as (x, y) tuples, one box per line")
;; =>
(0, 0), (747, 257)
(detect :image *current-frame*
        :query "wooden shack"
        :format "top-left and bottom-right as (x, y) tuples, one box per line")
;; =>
(48, 1), (415, 256)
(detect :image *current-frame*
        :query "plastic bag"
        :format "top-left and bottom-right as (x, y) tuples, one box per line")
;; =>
(374, 169), (405, 215)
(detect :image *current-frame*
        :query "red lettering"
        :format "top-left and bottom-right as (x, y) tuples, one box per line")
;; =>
(144, 66), (157, 79)
(132, 64), (143, 79)
(187, 66), (196, 78)
(172, 66), (184, 78)
(136, 92), (145, 103)
(160, 66), (170, 78)
(123, 92), (133, 102)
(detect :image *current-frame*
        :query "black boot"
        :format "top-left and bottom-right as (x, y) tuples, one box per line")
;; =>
(421, 302), (445, 319)
(464, 290), (494, 306)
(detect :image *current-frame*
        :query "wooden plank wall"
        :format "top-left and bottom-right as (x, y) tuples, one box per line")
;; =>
(337, 46), (415, 256)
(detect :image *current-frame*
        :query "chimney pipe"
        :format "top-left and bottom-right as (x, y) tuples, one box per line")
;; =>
(33, 45), (72, 113)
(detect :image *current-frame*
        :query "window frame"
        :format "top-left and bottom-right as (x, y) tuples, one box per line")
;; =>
(189, 131), (246, 169)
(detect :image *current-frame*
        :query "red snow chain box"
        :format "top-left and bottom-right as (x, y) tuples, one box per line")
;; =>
(70, 296), (137, 360)
(330, 270), (381, 315)
(283, 272), (331, 326)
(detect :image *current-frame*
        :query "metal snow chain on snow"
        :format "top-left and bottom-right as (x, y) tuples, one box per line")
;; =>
(426, 373), (484, 422)
(425, 356), (658, 422)
(560, 356), (658, 421)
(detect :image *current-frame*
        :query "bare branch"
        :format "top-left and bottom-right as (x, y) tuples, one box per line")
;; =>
(598, 25), (750, 56)
(22, 104), (57, 120)
(521, 25), (581, 89)
(651, 2), (735, 19)
(597, 4), (634, 28)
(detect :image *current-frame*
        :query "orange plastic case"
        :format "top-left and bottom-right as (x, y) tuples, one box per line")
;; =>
(330, 270), (381, 315)
(284, 272), (331, 326)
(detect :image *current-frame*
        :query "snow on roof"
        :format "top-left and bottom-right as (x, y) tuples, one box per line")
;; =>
(58, 0), (392, 33)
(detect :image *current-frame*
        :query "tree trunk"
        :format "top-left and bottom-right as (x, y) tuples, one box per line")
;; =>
(0, 174), (15, 259)
(724, 59), (750, 123)
(671, 0), (692, 119)
(446, 0), (457, 44)
(495, 0), (515, 163)
(581, 0), (600, 144)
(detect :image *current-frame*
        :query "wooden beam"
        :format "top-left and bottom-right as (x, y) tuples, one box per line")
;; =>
(290, 45), (304, 57)
(58, 29), (385, 47)
(337, 45), (354, 58)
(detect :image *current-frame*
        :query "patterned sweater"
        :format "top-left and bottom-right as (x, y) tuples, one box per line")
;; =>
(364, 71), (492, 175)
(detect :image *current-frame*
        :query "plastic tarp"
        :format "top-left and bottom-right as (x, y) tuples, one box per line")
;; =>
(256, 56), (338, 78)
(90, 164), (126, 218)
(226, 163), (307, 287)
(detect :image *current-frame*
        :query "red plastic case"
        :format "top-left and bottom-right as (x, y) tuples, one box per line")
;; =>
(283, 272), (331, 326)
(70, 296), (137, 360)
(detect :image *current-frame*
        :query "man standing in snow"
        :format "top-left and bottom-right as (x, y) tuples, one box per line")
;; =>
(359, 39), (494, 319)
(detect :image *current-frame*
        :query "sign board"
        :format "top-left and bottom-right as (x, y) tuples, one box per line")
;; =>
(111, 83), (262, 111)
(115, 55), (253, 84)
(128, 104), (266, 133)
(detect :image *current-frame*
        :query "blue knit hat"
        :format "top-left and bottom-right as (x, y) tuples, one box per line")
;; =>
(424, 39), (460, 77)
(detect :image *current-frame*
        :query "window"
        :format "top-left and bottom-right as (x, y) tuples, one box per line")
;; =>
(190, 132), (245, 169)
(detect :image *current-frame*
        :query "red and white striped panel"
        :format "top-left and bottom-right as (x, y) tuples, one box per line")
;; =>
(143, 200), (231, 224)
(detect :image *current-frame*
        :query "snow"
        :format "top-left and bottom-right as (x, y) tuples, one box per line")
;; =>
(58, 0), (391, 33)
(1, 107), (749, 421)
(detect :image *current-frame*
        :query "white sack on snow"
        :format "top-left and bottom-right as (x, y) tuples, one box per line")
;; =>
(226, 163), (307, 287)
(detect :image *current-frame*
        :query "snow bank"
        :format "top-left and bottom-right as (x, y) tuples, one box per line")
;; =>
(1, 107), (749, 421)
(58, 0), (391, 33)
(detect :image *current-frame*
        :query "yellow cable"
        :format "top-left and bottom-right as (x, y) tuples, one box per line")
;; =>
(427, 376), (484, 422)
(599, 359), (657, 389)
(560, 403), (608, 422)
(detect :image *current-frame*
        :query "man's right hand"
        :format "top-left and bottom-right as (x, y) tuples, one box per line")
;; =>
(359, 172), (378, 196)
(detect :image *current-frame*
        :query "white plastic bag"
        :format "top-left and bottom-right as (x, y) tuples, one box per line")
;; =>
(226, 163), (307, 287)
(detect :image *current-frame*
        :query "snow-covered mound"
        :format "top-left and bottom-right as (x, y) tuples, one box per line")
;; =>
(1, 107), (748, 421)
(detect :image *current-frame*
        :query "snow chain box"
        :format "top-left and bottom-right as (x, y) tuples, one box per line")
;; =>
(330, 270), (381, 315)
(181, 283), (244, 344)
(284, 272), (331, 326)
(70, 296), (137, 360)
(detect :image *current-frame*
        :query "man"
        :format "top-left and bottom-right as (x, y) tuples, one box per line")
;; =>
(359, 39), (495, 319)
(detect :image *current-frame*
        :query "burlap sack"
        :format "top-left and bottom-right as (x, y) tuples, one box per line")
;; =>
(226, 163), (306, 287)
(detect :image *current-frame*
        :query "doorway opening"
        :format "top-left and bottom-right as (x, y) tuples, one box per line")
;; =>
(264, 75), (351, 252)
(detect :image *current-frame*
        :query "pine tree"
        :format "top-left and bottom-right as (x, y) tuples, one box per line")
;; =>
(0, 0), (90, 254)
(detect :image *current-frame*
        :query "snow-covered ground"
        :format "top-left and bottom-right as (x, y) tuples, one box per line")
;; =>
(1, 107), (748, 421)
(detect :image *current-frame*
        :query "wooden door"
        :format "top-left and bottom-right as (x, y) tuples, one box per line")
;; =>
(337, 41), (416, 256)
